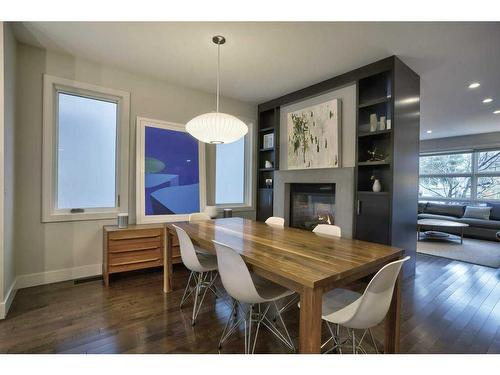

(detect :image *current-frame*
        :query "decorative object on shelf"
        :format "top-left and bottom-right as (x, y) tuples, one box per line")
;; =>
(204, 205), (218, 218)
(367, 147), (387, 162)
(386, 119), (392, 130)
(371, 176), (382, 192)
(263, 133), (274, 149)
(265, 160), (273, 169)
(185, 36), (248, 144)
(223, 208), (233, 218)
(117, 213), (129, 228)
(286, 98), (341, 170)
(136, 117), (206, 224)
(265, 178), (273, 188)
(369, 113), (378, 132)
(379, 116), (386, 131)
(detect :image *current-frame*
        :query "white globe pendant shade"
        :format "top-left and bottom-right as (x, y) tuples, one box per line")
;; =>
(186, 112), (248, 144)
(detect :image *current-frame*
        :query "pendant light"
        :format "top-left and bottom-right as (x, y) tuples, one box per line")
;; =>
(185, 35), (248, 144)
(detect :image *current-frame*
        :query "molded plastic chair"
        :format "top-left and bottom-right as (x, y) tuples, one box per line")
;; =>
(213, 240), (295, 354)
(313, 224), (341, 238)
(189, 212), (211, 222)
(173, 225), (221, 325)
(265, 216), (285, 227)
(320, 256), (410, 354)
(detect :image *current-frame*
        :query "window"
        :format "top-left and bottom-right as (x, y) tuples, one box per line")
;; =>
(419, 149), (500, 203)
(215, 121), (253, 207)
(42, 75), (130, 222)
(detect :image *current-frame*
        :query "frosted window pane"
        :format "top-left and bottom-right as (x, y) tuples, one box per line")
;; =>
(57, 93), (117, 209)
(216, 137), (245, 204)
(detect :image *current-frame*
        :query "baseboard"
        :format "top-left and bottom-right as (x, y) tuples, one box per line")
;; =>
(15, 264), (102, 290)
(0, 279), (18, 319)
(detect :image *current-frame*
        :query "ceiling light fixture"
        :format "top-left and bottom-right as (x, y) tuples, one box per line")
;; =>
(494, 110), (500, 114)
(426, 130), (432, 134)
(468, 82), (480, 89)
(185, 35), (248, 144)
(483, 98), (493, 103)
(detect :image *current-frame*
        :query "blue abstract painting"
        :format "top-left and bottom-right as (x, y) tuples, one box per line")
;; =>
(144, 126), (200, 215)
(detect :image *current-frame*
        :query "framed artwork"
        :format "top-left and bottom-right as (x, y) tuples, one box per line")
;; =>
(263, 133), (274, 149)
(136, 117), (206, 223)
(286, 98), (341, 170)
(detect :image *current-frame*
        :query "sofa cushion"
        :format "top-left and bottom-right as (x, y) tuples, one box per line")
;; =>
(487, 202), (500, 221)
(418, 213), (459, 221)
(418, 202), (428, 214)
(424, 202), (465, 218)
(463, 206), (492, 220)
(457, 217), (500, 230)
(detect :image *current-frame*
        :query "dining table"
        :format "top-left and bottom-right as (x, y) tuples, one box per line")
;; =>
(163, 217), (404, 354)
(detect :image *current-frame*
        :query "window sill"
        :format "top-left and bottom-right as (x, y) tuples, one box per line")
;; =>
(42, 211), (122, 223)
(215, 205), (254, 212)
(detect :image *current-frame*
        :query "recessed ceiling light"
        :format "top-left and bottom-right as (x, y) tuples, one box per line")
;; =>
(482, 98), (493, 103)
(494, 110), (500, 114)
(426, 130), (432, 134)
(468, 82), (480, 89)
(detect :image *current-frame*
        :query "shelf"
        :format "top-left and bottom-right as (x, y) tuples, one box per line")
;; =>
(358, 96), (391, 109)
(259, 168), (275, 172)
(259, 188), (273, 191)
(358, 129), (392, 138)
(357, 160), (391, 167)
(357, 191), (390, 195)
(259, 147), (274, 152)
(259, 126), (275, 133)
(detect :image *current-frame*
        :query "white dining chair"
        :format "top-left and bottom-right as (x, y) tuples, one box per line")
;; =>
(319, 256), (410, 354)
(173, 225), (221, 326)
(213, 240), (295, 354)
(265, 216), (285, 227)
(189, 212), (211, 222)
(313, 224), (342, 238)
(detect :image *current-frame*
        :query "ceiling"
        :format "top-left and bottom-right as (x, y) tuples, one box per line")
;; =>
(13, 22), (500, 140)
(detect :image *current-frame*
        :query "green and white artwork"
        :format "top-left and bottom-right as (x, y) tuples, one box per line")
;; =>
(287, 98), (341, 169)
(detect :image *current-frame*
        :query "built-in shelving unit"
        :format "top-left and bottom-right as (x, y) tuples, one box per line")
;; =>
(256, 107), (280, 222)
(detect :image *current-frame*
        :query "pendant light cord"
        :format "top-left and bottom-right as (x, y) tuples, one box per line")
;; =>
(216, 41), (220, 113)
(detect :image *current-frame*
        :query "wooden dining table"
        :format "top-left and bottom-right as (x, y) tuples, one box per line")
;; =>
(163, 217), (404, 354)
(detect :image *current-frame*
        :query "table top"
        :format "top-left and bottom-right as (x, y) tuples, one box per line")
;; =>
(417, 219), (469, 227)
(168, 217), (403, 289)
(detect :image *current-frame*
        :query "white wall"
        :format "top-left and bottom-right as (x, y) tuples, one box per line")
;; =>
(2, 23), (17, 317)
(13, 42), (256, 287)
(420, 131), (500, 153)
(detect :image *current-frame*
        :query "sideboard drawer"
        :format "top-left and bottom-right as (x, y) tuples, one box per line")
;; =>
(109, 236), (162, 253)
(109, 247), (162, 266)
(108, 228), (162, 241)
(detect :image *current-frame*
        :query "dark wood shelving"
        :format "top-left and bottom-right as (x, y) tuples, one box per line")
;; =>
(259, 168), (275, 172)
(357, 191), (390, 195)
(357, 160), (391, 166)
(358, 129), (392, 138)
(259, 126), (275, 133)
(358, 96), (391, 108)
(259, 147), (274, 152)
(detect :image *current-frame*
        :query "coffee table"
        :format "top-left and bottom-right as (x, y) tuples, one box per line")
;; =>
(417, 219), (469, 244)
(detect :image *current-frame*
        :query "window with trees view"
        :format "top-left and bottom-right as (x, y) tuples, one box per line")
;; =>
(419, 149), (500, 202)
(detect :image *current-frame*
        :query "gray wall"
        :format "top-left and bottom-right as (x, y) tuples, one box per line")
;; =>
(279, 84), (356, 169)
(14, 42), (256, 279)
(273, 84), (357, 235)
(420, 131), (500, 153)
(2, 23), (16, 307)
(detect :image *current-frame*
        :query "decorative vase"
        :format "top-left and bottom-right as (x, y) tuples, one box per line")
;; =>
(369, 114), (378, 132)
(204, 205), (218, 219)
(379, 116), (386, 131)
(372, 179), (381, 192)
(265, 160), (273, 169)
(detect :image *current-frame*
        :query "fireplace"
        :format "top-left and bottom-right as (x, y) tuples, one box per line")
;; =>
(289, 183), (336, 231)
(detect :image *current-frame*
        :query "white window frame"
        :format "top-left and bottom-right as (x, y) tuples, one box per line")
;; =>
(419, 148), (500, 204)
(135, 117), (206, 224)
(215, 118), (255, 211)
(42, 74), (130, 222)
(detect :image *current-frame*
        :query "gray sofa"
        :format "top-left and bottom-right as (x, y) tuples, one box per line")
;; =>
(418, 202), (500, 241)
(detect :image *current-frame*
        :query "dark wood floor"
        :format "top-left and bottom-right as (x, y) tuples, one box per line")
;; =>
(1, 254), (499, 354)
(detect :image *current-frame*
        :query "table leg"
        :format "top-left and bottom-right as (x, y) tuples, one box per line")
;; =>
(299, 287), (323, 353)
(461, 227), (464, 244)
(384, 273), (401, 353)
(164, 228), (173, 293)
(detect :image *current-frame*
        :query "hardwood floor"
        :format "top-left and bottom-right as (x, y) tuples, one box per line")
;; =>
(1, 254), (499, 354)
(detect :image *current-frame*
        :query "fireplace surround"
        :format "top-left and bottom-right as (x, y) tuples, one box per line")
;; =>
(289, 183), (335, 230)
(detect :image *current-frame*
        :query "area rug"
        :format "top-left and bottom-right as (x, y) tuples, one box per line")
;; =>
(417, 237), (500, 268)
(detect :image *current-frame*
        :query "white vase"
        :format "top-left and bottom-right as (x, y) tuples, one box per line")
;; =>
(204, 206), (218, 219)
(372, 179), (381, 192)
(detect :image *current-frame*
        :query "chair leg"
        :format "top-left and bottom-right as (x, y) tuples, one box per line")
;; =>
(271, 301), (295, 351)
(369, 328), (379, 354)
(191, 272), (202, 325)
(352, 329), (356, 354)
(180, 271), (195, 308)
(218, 300), (240, 349)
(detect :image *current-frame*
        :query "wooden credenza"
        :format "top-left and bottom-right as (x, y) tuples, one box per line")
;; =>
(103, 224), (181, 285)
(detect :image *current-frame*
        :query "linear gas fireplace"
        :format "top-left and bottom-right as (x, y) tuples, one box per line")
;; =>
(289, 183), (336, 231)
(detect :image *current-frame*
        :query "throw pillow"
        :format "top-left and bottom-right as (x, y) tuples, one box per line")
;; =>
(463, 206), (492, 220)
(487, 202), (500, 221)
